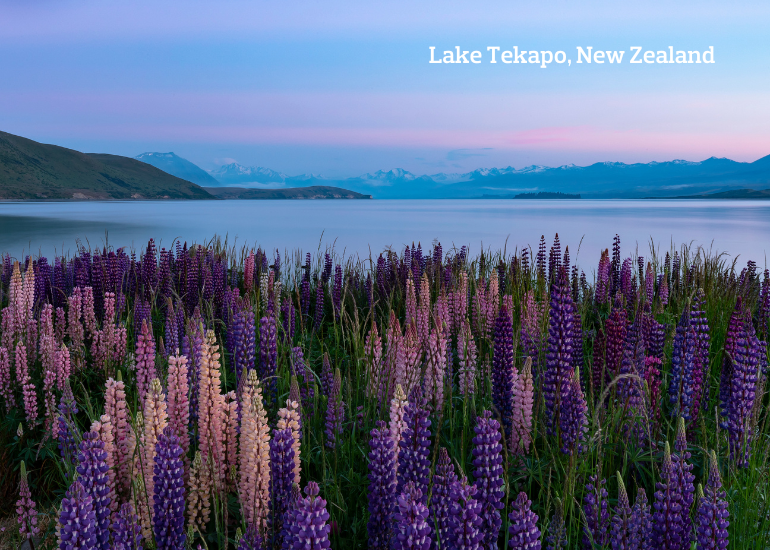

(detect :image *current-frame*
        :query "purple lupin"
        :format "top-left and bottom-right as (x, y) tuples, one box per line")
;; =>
(59, 480), (97, 550)
(430, 447), (458, 548)
(153, 428), (186, 550)
(544, 267), (575, 435)
(583, 475), (609, 548)
(492, 304), (515, 441)
(472, 410), (505, 549)
(112, 502), (143, 550)
(508, 491), (541, 550)
(76, 431), (111, 550)
(652, 442), (685, 550)
(397, 388), (431, 504)
(367, 421), (397, 550)
(392, 482), (432, 550)
(448, 477), (483, 550)
(289, 482), (331, 550)
(695, 451), (729, 549)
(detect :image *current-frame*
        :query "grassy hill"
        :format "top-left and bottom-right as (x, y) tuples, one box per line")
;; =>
(205, 186), (372, 199)
(0, 131), (213, 200)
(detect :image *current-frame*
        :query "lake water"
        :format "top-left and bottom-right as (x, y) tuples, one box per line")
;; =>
(0, 199), (768, 269)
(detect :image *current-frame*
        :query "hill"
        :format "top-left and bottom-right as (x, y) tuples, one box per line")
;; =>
(205, 186), (371, 200)
(660, 188), (770, 199)
(135, 152), (220, 187)
(0, 131), (212, 200)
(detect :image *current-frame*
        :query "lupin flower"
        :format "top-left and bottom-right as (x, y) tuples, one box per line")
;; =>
(315, 276), (325, 326)
(511, 357), (534, 455)
(167, 354), (191, 469)
(270, 430), (297, 542)
(405, 278), (417, 328)
(430, 448), (458, 548)
(630, 487), (652, 549)
(0, 346), (12, 412)
(135, 320), (157, 403)
(559, 368), (588, 455)
(652, 442), (685, 550)
(448, 477), (483, 550)
(492, 305), (516, 440)
(277, 400), (302, 482)
(325, 368), (344, 449)
(59, 480), (97, 550)
(289, 482), (331, 550)
(472, 410), (505, 549)
(16, 461), (39, 540)
(389, 384), (408, 461)
(695, 451), (729, 549)
(90, 415), (118, 515)
(141, 378), (169, 519)
(458, 317), (477, 396)
(424, 323), (447, 412)
(367, 421), (398, 549)
(544, 268), (575, 434)
(112, 502), (143, 550)
(668, 307), (699, 422)
(333, 264), (343, 319)
(153, 428), (187, 550)
(392, 483), (432, 550)
(16, 340), (38, 424)
(508, 491), (541, 550)
(673, 418), (695, 545)
(239, 370), (271, 533)
(365, 322), (384, 403)
(57, 383), (80, 465)
(610, 475), (632, 550)
(197, 330), (227, 488)
(397, 390), (431, 503)
(259, 313), (278, 403)
(583, 475), (610, 547)
(546, 501), (567, 550)
(77, 431), (112, 549)
(105, 376), (135, 499)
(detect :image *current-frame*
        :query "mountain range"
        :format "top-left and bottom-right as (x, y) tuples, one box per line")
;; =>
(144, 154), (770, 199)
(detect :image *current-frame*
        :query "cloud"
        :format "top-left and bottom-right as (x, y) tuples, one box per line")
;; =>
(447, 148), (493, 161)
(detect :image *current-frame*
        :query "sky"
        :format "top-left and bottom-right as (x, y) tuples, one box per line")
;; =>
(1, 0), (769, 177)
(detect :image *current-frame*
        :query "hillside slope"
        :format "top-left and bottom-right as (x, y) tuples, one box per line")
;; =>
(135, 152), (221, 187)
(0, 131), (212, 200)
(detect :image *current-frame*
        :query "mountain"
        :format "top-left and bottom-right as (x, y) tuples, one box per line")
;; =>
(659, 188), (770, 199)
(232, 155), (770, 199)
(209, 163), (288, 186)
(135, 152), (220, 187)
(0, 131), (212, 200)
(205, 186), (371, 200)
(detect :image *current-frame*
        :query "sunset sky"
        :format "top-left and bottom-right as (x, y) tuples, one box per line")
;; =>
(1, 0), (768, 176)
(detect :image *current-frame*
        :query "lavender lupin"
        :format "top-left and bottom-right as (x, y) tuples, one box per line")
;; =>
(393, 482), (433, 550)
(153, 428), (186, 550)
(367, 421), (398, 549)
(448, 477), (483, 550)
(59, 480), (97, 550)
(430, 447), (458, 549)
(289, 482), (331, 550)
(544, 268), (575, 435)
(492, 305), (515, 441)
(112, 502), (144, 550)
(508, 491), (541, 550)
(472, 410), (505, 550)
(583, 475), (610, 548)
(397, 388), (431, 504)
(695, 451), (729, 550)
(76, 431), (111, 550)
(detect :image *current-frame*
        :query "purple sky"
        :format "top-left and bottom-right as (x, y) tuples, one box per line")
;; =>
(1, 0), (768, 176)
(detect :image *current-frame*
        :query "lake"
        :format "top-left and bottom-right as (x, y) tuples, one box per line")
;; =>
(0, 199), (767, 270)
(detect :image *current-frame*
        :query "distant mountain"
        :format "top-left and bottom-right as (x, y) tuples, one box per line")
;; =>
(659, 188), (770, 199)
(209, 163), (288, 186)
(0, 131), (212, 200)
(205, 186), (371, 200)
(135, 152), (220, 187)
(224, 155), (770, 199)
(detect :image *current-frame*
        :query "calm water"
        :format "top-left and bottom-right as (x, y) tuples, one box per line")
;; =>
(0, 199), (767, 269)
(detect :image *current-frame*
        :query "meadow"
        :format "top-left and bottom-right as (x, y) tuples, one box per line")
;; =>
(1, 233), (768, 549)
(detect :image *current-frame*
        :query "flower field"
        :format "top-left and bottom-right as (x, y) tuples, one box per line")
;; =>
(1, 234), (769, 549)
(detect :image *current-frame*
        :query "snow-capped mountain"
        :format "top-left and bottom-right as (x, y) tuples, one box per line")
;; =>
(209, 163), (288, 186)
